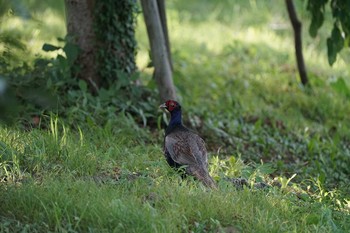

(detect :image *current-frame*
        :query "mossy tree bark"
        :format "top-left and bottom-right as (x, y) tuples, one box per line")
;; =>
(65, 0), (137, 92)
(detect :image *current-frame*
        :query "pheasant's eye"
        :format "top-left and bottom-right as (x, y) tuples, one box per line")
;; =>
(167, 100), (175, 107)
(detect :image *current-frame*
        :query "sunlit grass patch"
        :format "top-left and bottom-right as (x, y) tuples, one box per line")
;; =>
(0, 2), (66, 65)
(136, 0), (348, 87)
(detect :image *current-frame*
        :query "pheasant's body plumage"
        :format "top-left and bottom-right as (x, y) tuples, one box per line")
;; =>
(160, 100), (217, 189)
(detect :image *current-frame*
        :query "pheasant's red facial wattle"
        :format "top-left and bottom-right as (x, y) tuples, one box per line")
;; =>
(166, 100), (177, 112)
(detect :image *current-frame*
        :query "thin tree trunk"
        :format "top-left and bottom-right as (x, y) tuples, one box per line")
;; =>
(286, 0), (309, 86)
(157, 0), (173, 71)
(65, 0), (99, 92)
(141, 0), (177, 101)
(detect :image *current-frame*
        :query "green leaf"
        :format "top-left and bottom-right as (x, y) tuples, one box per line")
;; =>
(256, 163), (275, 175)
(327, 24), (344, 66)
(42, 43), (60, 52)
(57, 37), (65, 42)
(78, 80), (87, 92)
(56, 54), (68, 70)
(63, 43), (79, 65)
(309, 10), (324, 37)
(307, 0), (328, 37)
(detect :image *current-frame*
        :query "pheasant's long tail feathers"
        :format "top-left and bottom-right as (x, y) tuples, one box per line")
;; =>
(205, 175), (218, 189)
(188, 166), (217, 189)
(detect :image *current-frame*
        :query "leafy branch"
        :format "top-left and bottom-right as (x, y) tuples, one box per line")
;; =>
(307, 0), (350, 65)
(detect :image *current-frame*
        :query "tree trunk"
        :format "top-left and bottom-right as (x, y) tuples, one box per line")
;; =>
(157, 0), (173, 71)
(141, 0), (177, 102)
(65, 0), (99, 92)
(94, 0), (138, 87)
(286, 0), (309, 86)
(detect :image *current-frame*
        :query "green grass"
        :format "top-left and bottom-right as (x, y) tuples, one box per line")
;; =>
(1, 118), (349, 232)
(1, 0), (350, 232)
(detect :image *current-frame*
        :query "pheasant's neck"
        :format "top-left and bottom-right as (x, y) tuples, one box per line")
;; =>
(169, 109), (182, 126)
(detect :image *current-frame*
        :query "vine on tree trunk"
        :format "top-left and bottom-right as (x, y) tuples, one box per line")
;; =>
(94, 0), (139, 87)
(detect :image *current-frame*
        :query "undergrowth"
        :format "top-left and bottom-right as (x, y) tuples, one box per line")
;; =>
(1, 118), (349, 232)
(1, 0), (350, 232)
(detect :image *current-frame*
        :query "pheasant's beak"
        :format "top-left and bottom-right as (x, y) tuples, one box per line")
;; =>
(159, 103), (167, 109)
